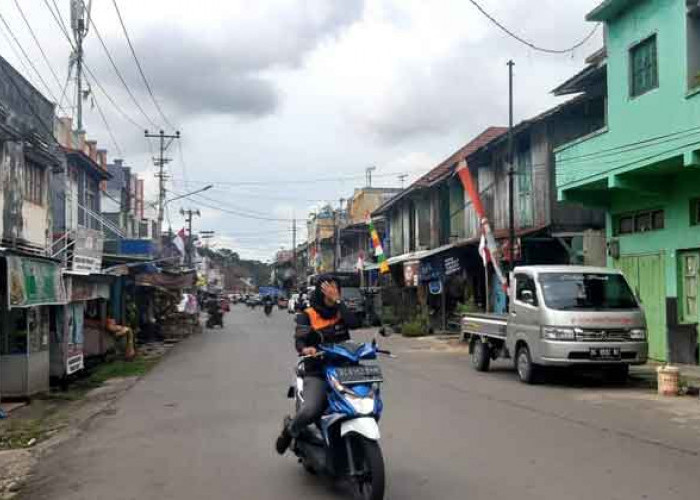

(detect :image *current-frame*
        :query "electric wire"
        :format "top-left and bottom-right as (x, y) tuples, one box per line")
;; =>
(466, 0), (600, 55)
(42, 0), (149, 131)
(92, 92), (124, 157)
(79, 0), (160, 129)
(0, 9), (65, 112)
(111, 0), (176, 130)
(13, 0), (66, 101)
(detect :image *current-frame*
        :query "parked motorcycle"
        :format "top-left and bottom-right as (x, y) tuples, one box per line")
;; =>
(283, 337), (391, 499)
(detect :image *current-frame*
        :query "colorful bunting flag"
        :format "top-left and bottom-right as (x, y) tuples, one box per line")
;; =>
(367, 215), (390, 274)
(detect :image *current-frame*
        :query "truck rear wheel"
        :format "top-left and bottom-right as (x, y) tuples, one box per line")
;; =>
(515, 344), (540, 384)
(471, 340), (491, 372)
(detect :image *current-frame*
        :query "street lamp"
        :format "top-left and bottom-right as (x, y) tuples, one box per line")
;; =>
(164, 184), (213, 205)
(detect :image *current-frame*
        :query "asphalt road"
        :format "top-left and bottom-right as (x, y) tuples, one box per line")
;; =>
(24, 306), (700, 499)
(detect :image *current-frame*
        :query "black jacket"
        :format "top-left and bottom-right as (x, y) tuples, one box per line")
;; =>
(294, 302), (359, 355)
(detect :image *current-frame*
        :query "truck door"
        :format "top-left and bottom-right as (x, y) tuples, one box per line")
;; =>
(511, 273), (541, 360)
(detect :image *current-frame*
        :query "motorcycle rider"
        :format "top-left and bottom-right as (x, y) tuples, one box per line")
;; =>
(276, 275), (359, 454)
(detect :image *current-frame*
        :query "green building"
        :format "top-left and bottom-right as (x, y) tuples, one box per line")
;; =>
(555, 0), (700, 363)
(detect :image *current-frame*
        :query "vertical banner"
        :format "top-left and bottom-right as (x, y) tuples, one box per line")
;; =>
(456, 160), (508, 291)
(367, 215), (390, 274)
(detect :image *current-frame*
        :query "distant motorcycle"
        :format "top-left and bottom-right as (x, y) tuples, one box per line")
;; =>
(264, 303), (273, 316)
(206, 309), (224, 329)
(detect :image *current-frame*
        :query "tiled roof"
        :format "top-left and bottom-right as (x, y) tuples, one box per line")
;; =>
(372, 126), (507, 215)
(412, 126), (508, 188)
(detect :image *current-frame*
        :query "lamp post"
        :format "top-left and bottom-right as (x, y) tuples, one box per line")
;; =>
(164, 184), (213, 206)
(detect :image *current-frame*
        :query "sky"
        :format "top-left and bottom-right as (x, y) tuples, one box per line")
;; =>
(0, 0), (604, 261)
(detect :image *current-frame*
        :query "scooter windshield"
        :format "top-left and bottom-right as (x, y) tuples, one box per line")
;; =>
(320, 342), (377, 362)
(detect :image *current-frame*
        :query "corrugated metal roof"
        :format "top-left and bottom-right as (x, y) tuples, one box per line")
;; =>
(373, 126), (507, 215)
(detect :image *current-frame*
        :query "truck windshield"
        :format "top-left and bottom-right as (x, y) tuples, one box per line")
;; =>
(538, 273), (638, 311)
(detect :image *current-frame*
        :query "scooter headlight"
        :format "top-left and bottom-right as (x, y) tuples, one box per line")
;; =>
(344, 393), (376, 415)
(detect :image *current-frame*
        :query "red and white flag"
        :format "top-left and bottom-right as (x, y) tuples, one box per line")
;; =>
(173, 228), (186, 256)
(478, 233), (490, 267)
(456, 160), (508, 291)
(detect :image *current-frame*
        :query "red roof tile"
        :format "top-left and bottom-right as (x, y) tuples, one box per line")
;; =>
(412, 126), (508, 188)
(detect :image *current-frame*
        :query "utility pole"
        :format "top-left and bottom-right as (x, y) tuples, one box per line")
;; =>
(180, 208), (200, 268)
(71, 0), (92, 132)
(398, 173), (408, 189)
(145, 129), (180, 237)
(292, 218), (297, 285)
(366, 166), (376, 188)
(507, 60), (516, 277)
(334, 198), (345, 271)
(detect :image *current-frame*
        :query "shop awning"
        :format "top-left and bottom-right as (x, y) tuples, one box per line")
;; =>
(135, 270), (196, 289)
(64, 273), (112, 302)
(362, 243), (456, 271)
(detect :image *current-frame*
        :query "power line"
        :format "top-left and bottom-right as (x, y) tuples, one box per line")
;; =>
(13, 0), (66, 100)
(171, 191), (295, 222)
(79, 1), (160, 129)
(92, 93), (124, 157)
(42, 0), (149, 131)
(111, 0), (176, 130)
(171, 168), (424, 187)
(557, 125), (700, 165)
(466, 0), (600, 55)
(0, 9), (64, 111)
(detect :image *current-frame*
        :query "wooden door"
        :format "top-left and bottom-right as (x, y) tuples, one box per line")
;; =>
(617, 254), (667, 361)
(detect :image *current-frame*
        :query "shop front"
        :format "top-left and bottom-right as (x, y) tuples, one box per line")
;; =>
(51, 274), (111, 378)
(1, 254), (66, 398)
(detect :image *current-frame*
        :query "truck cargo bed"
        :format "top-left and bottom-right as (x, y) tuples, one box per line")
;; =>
(461, 313), (508, 340)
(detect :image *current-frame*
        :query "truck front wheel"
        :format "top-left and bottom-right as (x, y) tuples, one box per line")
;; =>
(515, 344), (540, 384)
(471, 340), (491, 372)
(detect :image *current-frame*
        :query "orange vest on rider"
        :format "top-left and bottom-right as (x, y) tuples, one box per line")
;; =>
(305, 308), (341, 332)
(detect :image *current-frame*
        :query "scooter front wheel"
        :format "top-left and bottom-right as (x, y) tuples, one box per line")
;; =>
(352, 437), (385, 500)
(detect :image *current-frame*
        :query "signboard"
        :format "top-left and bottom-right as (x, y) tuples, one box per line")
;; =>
(444, 256), (461, 276)
(66, 276), (110, 302)
(500, 238), (522, 262)
(72, 228), (103, 273)
(7, 255), (66, 308)
(403, 261), (420, 287)
(118, 239), (154, 257)
(420, 259), (441, 283)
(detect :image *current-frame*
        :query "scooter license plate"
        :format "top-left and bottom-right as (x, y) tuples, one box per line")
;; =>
(335, 365), (383, 384)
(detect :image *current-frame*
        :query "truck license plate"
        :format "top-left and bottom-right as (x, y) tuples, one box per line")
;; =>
(590, 347), (621, 360)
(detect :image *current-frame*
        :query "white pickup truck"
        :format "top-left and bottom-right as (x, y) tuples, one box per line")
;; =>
(461, 266), (649, 384)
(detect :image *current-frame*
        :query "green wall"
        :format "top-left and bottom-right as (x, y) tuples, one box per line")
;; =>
(556, 0), (700, 191)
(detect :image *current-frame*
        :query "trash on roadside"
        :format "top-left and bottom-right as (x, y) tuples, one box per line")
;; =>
(0, 408), (6, 419)
(26, 438), (37, 447)
(657, 365), (680, 396)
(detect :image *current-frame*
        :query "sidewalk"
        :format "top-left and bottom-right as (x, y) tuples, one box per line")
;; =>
(631, 361), (700, 392)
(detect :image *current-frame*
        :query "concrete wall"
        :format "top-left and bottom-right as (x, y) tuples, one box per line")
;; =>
(557, 0), (700, 190)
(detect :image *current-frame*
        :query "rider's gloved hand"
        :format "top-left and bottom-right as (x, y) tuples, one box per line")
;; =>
(301, 347), (317, 356)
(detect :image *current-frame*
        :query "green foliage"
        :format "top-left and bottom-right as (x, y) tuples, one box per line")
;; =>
(456, 300), (479, 314)
(198, 246), (271, 287)
(402, 312), (430, 337)
(87, 358), (158, 385)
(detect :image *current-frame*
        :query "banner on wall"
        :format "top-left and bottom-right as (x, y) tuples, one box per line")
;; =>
(7, 255), (66, 308)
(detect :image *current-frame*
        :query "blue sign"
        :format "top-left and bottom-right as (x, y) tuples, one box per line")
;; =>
(118, 239), (153, 256)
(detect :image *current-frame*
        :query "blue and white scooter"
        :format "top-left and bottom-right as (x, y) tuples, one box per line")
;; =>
(285, 336), (391, 499)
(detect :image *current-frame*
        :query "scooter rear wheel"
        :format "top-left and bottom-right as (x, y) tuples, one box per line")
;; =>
(352, 437), (385, 500)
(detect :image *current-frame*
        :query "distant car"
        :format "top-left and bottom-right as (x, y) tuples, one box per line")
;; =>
(277, 296), (289, 309)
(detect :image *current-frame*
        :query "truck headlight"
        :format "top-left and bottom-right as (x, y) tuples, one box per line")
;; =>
(629, 328), (646, 340)
(541, 326), (576, 340)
